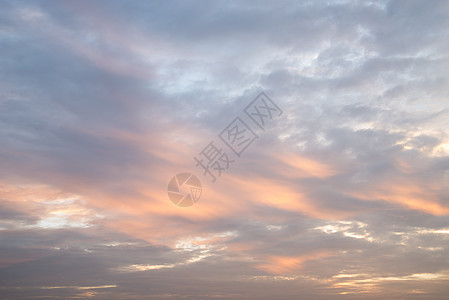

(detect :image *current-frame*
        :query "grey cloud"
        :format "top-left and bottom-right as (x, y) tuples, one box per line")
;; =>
(1, 0), (449, 298)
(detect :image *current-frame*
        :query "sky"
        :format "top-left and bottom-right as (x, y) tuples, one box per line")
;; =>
(1, 0), (449, 299)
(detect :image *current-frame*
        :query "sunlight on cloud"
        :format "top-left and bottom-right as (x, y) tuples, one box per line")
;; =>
(0, 182), (103, 229)
(435, 143), (449, 156)
(343, 180), (449, 216)
(227, 175), (350, 219)
(415, 228), (449, 234)
(276, 152), (337, 179)
(315, 221), (375, 242)
(1, 0), (449, 299)
(41, 285), (117, 290)
(244, 275), (300, 281)
(332, 271), (449, 295)
(257, 252), (333, 274)
(32, 197), (103, 229)
(124, 264), (176, 272)
(116, 231), (237, 273)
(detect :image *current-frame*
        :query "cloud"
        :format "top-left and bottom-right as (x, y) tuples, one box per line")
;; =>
(1, 0), (449, 298)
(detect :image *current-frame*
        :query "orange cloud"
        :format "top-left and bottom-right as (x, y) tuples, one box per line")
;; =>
(257, 251), (334, 274)
(226, 175), (352, 220)
(343, 178), (449, 216)
(276, 152), (338, 179)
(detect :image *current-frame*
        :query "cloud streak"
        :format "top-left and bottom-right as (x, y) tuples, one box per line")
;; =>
(1, 0), (449, 299)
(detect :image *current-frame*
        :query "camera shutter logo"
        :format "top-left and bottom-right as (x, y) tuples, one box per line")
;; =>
(167, 173), (202, 207)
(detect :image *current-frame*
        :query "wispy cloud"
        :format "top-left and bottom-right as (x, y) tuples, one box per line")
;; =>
(1, 0), (449, 299)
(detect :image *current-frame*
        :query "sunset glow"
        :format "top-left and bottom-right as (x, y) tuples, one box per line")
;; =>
(1, 0), (449, 299)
